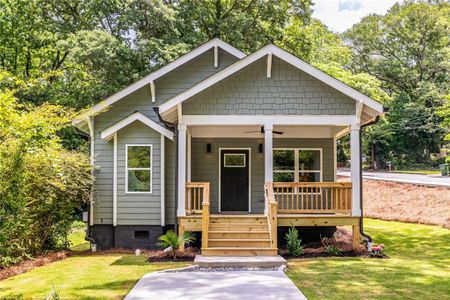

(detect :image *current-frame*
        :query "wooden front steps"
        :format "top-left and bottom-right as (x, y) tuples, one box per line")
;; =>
(202, 215), (278, 256)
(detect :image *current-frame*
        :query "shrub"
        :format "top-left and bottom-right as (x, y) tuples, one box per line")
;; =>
(0, 92), (93, 267)
(285, 225), (304, 257)
(156, 230), (196, 260)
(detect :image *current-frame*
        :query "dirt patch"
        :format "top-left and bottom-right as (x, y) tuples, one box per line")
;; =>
(0, 251), (69, 281)
(362, 179), (450, 228)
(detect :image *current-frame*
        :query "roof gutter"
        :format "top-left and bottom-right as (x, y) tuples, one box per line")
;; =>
(359, 115), (381, 250)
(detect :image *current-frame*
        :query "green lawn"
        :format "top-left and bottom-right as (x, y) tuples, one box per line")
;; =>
(1, 220), (449, 299)
(0, 254), (188, 299)
(287, 219), (450, 300)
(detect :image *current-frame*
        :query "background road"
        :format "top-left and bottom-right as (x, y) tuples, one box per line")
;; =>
(338, 170), (450, 187)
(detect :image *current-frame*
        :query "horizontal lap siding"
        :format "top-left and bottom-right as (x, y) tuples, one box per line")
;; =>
(191, 138), (335, 214)
(92, 49), (238, 225)
(117, 122), (161, 225)
(183, 56), (356, 115)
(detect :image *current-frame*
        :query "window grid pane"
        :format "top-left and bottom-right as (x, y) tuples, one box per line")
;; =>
(127, 146), (151, 168)
(274, 150), (295, 171)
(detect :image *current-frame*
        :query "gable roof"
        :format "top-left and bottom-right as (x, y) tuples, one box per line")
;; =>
(158, 44), (384, 121)
(100, 112), (174, 141)
(73, 38), (246, 127)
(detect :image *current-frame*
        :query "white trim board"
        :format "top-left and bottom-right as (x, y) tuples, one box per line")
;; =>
(73, 38), (245, 126)
(218, 148), (252, 213)
(101, 112), (174, 141)
(183, 115), (357, 126)
(159, 44), (384, 118)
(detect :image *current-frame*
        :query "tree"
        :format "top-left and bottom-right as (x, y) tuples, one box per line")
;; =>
(0, 89), (93, 267)
(345, 1), (450, 167)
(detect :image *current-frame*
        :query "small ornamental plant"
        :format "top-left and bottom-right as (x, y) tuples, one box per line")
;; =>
(285, 225), (304, 257)
(157, 230), (196, 260)
(321, 235), (342, 256)
(371, 244), (385, 257)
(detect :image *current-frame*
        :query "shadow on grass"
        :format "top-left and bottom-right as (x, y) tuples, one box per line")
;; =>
(109, 255), (150, 266)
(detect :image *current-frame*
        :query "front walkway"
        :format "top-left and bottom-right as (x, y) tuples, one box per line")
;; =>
(125, 270), (307, 300)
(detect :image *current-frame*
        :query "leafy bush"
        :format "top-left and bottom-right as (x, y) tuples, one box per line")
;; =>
(156, 230), (196, 260)
(285, 226), (304, 257)
(0, 91), (92, 267)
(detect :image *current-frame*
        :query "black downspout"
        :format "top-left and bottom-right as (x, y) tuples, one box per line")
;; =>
(152, 107), (178, 233)
(74, 127), (97, 247)
(359, 115), (381, 248)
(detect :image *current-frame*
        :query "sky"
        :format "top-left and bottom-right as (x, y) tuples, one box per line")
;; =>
(313, 0), (400, 32)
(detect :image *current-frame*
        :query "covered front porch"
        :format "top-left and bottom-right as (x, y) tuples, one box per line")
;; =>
(175, 117), (364, 255)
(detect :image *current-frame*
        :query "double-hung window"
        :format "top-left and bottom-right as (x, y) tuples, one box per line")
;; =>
(273, 148), (322, 182)
(126, 145), (152, 193)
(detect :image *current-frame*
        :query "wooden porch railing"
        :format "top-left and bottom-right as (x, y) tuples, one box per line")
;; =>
(185, 182), (210, 248)
(185, 182), (210, 214)
(272, 182), (352, 214)
(264, 183), (278, 249)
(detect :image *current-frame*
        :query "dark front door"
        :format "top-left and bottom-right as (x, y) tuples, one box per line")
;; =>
(220, 149), (249, 211)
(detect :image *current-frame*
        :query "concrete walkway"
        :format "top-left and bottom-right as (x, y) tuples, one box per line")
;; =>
(338, 170), (450, 187)
(125, 270), (307, 300)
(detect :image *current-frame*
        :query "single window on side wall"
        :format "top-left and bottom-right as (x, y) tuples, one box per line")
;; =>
(126, 145), (152, 193)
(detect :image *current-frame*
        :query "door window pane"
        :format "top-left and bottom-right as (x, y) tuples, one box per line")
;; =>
(224, 154), (246, 167)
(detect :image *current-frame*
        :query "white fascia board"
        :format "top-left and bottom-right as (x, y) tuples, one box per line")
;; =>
(73, 38), (245, 125)
(183, 115), (357, 126)
(101, 112), (174, 141)
(159, 44), (384, 117)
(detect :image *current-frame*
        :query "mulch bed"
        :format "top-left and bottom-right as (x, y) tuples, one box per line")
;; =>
(280, 227), (388, 259)
(147, 247), (198, 262)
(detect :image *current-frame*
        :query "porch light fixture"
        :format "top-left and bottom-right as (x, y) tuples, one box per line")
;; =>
(259, 143), (263, 154)
(206, 143), (212, 153)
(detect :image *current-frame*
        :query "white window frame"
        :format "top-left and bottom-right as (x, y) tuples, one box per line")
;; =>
(273, 148), (323, 182)
(125, 144), (153, 194)
(223, 153), (246, 168)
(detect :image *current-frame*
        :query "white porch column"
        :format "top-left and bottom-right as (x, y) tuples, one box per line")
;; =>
(177, 124), (187, 216)
(264, 124), (273, 215)
(350, 125), (361, 216)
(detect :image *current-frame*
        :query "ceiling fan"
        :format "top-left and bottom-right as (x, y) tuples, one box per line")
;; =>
(244, 126), (284, 135)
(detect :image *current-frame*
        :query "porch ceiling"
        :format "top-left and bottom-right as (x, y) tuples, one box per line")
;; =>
(189, 125), (347, 138)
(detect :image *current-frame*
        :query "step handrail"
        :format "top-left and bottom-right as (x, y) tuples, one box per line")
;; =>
(265, 182), (278, 249)
(201, 183), (210, 249)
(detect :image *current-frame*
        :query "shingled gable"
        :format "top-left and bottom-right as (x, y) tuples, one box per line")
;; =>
(158, 44), (384, 123)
